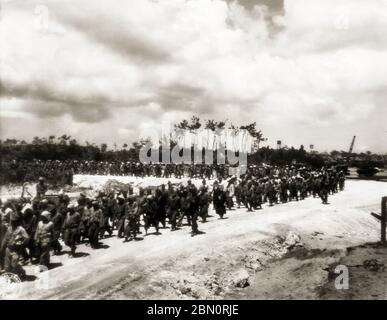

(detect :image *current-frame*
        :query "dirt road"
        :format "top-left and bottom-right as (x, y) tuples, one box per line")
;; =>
(1, 180), (386, 300)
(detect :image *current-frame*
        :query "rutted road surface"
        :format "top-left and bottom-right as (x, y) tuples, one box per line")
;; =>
(2, 180), (386, 300)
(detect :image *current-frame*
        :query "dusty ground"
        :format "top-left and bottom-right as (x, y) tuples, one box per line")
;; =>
(318, 243), (387, 300)
(1, 179), (386, 300)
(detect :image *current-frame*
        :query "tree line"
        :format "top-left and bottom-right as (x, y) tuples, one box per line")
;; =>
(0, 118), (324, 167)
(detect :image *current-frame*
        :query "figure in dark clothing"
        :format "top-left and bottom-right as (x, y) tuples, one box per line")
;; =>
(50, 209), (63, 254)
(213, 185), (227, 219)
(143, 195), (160, 235)
(63, 204), (81, 257)
(167, 190), (180, 231)
(88, 202), (102, 248)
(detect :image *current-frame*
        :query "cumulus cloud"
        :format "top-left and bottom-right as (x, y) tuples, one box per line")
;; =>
(0, 0), (386, 152)
(52, 1), (172, 64)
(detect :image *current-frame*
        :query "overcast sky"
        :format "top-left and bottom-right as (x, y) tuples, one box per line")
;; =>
(1, 0), (386, 153)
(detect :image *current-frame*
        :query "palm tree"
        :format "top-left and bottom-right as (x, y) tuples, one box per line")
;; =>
(48, 135), (56, 144)
(58, 134), (71, 145)
(100, 143), (108, 153)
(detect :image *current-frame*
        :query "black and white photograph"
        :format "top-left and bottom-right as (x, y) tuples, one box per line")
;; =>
(0, 0), (386, 303)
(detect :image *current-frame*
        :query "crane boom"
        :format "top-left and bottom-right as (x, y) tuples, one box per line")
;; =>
(348, 136), (356, 153)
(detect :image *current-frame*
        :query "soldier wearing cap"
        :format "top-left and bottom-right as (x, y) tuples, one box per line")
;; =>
(35, 211), (54, 268)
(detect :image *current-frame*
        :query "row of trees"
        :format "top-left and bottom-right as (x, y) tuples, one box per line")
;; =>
(173, 117), (266, 150)
(0, 117), (323, 166)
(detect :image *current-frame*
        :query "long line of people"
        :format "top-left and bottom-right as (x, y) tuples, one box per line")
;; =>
(1, 160), (230, 185)
(0, 165), (345, 280)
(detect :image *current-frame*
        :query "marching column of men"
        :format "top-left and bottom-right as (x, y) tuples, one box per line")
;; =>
(0, 166), (346, 279)
(1, 160), (228, 185)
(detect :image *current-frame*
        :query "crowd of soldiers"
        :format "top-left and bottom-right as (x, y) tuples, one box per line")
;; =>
(1, 160), (232, 185)
(0, 164), (346, 280)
